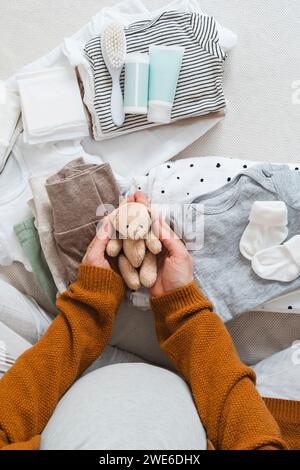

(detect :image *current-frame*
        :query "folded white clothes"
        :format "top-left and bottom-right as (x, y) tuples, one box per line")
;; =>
(4, 0), (235, 176)
(0, 133), (103, 272)
(13, 133), (100, 177)
(83, 113), (224, 177)
(0, 81), (21, 172)
(240, 201), (288, 260)
(14, 132), (126, 193)
(16, 67), (89, 145)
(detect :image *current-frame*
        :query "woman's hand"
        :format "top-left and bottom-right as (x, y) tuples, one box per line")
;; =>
(83, 194), (136, 269)
(82, 216), (112, 269)
(150, 218), (194, 296)
(134, 191), (194, 297)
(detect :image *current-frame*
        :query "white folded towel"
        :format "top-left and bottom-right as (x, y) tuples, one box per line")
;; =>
(17, 66), (89, 145)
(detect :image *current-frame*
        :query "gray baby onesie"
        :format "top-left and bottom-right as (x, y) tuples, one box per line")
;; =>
(185, 164), (300, 322)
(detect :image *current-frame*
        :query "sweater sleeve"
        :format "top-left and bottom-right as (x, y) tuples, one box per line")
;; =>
(150, 282), (288, 450)
(0, 264), (125, 450)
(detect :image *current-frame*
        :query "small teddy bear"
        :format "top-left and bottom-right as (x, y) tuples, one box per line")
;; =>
(106, 200), (162, 290)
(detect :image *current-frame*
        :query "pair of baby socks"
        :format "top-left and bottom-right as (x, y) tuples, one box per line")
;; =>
(240, 201), (300, 282)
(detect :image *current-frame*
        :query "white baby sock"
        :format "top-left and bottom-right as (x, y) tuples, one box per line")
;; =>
(252, 235), (300, 282)
(240, 201), (288, 260)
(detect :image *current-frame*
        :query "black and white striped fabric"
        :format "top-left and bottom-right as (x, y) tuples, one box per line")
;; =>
(85, 11), (226, 136)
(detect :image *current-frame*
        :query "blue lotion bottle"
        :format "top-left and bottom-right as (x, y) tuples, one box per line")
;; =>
(148, 45), (185, 124)
(124, 52), (149, 115)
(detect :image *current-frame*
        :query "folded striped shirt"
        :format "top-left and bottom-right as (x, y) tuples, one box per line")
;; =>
(84, 11), (226, 137)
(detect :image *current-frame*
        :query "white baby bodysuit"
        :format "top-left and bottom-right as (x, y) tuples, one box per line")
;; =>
(130, 156), (258, 205)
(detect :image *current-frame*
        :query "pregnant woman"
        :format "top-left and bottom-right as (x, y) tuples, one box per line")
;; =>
(0, 193), (289, 450)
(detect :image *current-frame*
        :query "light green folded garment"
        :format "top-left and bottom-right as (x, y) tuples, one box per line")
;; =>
(14, 217), (58, 309)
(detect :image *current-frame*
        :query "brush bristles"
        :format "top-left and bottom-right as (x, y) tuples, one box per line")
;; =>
(103, 23), (126, 69)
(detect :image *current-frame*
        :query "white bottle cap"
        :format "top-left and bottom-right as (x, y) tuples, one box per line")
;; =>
(125, 52), (149, 64)
(147, 101), (173, 124)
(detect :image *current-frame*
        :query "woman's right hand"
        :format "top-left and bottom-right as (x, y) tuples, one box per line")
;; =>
(150, 217), (194, 297)
(134, 191), (194, 297)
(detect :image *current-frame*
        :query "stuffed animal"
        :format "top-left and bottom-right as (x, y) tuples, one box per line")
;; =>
(106, 200), (162, 290)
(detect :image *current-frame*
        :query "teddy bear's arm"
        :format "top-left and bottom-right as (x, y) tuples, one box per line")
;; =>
(146, 230), (162, 255)
(106, 238), (123, 257)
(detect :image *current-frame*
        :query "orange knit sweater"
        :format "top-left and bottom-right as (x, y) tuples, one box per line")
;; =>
(0, 265), (299, 450)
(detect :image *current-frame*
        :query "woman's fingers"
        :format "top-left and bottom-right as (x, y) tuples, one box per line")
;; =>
(83, 217), (112, 266)
(95, 216), (112, 254)
(126, 194), (135, 203)
(134, 191), (150, 206)
(154, 217), (186, 257)
(128, 193), (186, 257)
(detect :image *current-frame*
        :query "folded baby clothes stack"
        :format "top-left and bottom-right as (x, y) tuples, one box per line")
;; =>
(85, 11), (226, 139)
(60, 0), (236, 145)
(1, 0), (236, 174)
(45, 159), (120, 283)
(28, 177), (69, 294)
(0, 129), (106, 285)
(17, 67), (89, 145)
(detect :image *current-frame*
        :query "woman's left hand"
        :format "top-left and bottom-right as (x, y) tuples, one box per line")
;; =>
(82, 216), (112, 269)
